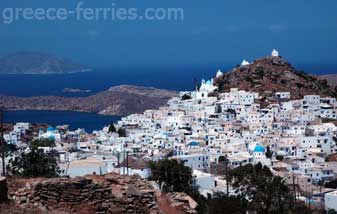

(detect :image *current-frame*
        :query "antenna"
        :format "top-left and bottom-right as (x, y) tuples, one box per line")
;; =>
(193, 78), (199, 91)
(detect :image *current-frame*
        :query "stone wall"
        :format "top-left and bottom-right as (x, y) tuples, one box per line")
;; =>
(12, 173), (197, 214)
(13, 174), (160, 214)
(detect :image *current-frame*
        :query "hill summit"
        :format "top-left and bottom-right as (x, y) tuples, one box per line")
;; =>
(214, 54), (337, 99)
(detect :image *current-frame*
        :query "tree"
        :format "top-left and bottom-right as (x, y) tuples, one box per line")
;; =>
(149, 159), (207, 213)
(334, 86), (337, 97)
(265, 146), (273, 159)
(290, 202), (312, 214)
(218, 155), (230, 196)
(117, 128), (127, 137)
(218, 156), (228, 163)
(108, 123), (116, 133)
(325, 179), (337, 189)
(328, 209), (337, 214)
(181, 94), (192, 100)
(207, 192), (247, 214)
(4, 143), (17, 157)
(7, 147), (61, 178)
(149, 159), (194, 193)
(276, 155), (284, 161)
(30, 138), (55, 149)
(229, 163), (293, 213)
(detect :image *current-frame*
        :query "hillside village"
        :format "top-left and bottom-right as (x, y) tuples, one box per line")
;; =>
(1, 50), (337, 212)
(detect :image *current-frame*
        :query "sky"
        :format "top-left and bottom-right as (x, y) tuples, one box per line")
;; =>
(1, 0), (337, 71)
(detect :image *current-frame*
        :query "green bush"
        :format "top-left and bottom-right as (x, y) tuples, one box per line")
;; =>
(7, 147), (61, 178)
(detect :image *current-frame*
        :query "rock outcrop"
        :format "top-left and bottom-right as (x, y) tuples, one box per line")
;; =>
(320, 74), (337, 87)
(215, 56), (337, 99)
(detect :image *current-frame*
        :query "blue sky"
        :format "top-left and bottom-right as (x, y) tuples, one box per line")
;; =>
(1, 0), (337, 71)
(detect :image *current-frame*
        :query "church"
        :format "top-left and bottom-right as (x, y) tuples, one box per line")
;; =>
(195, 78), (218, 99)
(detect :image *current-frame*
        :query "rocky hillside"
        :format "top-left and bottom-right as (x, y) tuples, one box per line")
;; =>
(0, 85), (177, 116)
(215, 56), (337, 99)
(0, 52), (90, 74)
(320, 74), (337, 87)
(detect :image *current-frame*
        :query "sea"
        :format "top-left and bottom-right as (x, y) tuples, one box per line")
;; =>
(0, 64), (336, 132)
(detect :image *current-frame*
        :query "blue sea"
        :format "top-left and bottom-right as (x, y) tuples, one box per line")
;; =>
(3, 111), (121, 132)
(0, 65), (336, 132)
(0, 67), (220, 97)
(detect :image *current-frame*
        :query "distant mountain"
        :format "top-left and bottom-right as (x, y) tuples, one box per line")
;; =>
(215, 56), (337, 99)
(320, 74), (337, 87)
(0, 85), (177, 116)
(0, 52), (91, 74)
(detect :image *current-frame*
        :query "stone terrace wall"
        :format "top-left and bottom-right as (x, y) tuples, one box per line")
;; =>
(13, 174), (160, 214)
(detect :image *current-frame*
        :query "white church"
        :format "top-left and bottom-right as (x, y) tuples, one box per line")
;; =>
(195, 78), (218, 99)
(272, 49), (279, 57)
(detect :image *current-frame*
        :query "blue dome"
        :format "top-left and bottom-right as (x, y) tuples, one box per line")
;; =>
(188, 141), (199, 146)
(47, 126), (56, 131)
(253, 144), (265, 153)
(206, 80), (211, 85)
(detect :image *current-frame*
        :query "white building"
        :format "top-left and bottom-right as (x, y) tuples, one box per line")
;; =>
(174, 153), (210, 171)
(193, 170), (216, 196)
(216, 69), (223, 78)
(272, 49), (279, 57)
(66, 157), (108, 177)
(275, 92), (290, 99)
(325, 190), (337, 212)
(241, 59), (250, 67)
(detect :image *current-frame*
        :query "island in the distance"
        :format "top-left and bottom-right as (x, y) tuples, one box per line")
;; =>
(0, 52), (91, 74)
(62, 88), (92, 93)
(0, 85), (177, 116)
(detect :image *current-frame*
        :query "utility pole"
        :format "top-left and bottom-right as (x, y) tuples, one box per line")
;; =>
(117, 151), (120, 165)
(0, 110), (5, 176)
(319, 185), (323, 210)
(123, 143), (126, 176)
(126, 151), (129, 176)
(225, 160), (229, 196)
(223, 155), (229, 196)
(292, 174), (296, 203)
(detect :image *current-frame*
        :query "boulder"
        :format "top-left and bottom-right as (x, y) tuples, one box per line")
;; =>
(126, 184), (141, 196)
